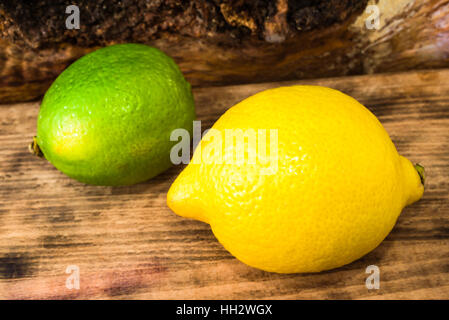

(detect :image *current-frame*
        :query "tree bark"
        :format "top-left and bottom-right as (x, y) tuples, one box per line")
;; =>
(0, 0), (448, 103)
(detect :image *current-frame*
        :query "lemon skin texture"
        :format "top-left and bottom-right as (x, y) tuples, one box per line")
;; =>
(36, 44), (195, 186)
(167, 86), (424, 273)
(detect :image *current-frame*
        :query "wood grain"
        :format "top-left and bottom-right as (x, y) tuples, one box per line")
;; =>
(2, 0), (449, 103)
(0, 69), (448, 299)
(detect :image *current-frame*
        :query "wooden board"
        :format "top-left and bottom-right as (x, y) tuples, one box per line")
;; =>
(3, 0), (449, 104)
(0, 69), (448, 299)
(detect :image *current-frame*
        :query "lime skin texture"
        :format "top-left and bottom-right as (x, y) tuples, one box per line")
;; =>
(36, 43), (196, 186)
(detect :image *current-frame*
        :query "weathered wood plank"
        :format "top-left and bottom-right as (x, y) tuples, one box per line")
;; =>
(0, 69), (448, 299)
(2, 0), (449, 103)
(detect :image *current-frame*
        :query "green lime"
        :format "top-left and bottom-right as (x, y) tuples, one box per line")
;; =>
(34, 43), (195, 186)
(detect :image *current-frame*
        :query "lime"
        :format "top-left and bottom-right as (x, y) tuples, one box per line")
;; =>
(34, 43), (195, 186)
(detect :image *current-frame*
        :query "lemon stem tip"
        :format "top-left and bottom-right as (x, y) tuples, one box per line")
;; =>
(414, 163), (425, 186)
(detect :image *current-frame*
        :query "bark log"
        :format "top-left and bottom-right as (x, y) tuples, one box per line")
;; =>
(0, 0), (448, 103)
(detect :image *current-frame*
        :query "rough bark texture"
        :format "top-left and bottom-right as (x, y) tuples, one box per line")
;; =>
(0, 0), (366, 47)
(0, 0), (448, 103)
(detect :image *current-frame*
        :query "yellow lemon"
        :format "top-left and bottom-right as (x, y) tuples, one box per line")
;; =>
(167, 86), (424, 273)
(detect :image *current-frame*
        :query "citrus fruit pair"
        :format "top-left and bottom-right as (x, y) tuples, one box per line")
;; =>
(35, 44), (424, 273)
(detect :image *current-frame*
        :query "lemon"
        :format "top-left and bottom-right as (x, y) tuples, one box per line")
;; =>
(167, 85), (424, 273)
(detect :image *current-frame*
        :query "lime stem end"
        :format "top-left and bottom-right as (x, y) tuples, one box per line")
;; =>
(29, 136), (44, 158)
